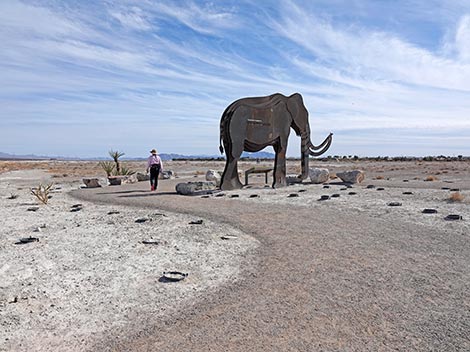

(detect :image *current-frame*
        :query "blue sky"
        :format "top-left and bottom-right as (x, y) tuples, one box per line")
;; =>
(1, 0), (470, 158)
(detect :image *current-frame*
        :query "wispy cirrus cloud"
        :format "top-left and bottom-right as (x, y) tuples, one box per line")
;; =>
(1, 0), (469, 157)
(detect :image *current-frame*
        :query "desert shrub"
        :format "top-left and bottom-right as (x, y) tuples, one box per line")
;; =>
(375, 175), (384, 180)
(448, 192), (464, 202)
(31, 183), (53, 205)
(424, 175), (438, 181)
(329, 173), (337, 179)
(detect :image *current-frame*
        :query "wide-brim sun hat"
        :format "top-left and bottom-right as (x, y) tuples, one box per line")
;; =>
(150, 149), (157, 154)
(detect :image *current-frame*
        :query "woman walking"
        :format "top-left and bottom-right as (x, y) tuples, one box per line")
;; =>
(146, 149), (163, 191)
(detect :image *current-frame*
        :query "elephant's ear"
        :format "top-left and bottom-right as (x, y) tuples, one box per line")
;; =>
(286, 94), (299, 120)
(287, 94), (303, 136)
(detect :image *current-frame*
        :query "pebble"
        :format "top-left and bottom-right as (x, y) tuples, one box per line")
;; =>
(376, 187), (385, 191)
(348, 192), (357, 195)
(27, 207), (39, 212)
(249, 194), (259, 198)
(189, 220), (203, 225)
(422, 209), (438, 214)
(403, 191), (413, 195)
(331, 194), (340, 198)
(366, 185), (375, 189)
(445, 214), (462, 221)
(388, 202), (402, 207)
(288, 193), (299, 198)
(135, 218), (151, 223)
(319, 195), (330, 201)
(229, 194), (239, 198)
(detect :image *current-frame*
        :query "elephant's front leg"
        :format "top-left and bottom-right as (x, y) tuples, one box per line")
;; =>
(273, 142), (287, 188)
(220, 143), (244, 190)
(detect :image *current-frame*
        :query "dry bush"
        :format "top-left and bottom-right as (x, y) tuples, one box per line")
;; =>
(194, 170), (205, 175)
(375, 175), (384, 180)
(448, 192), (464, 202)
(329, 173), (337, 179)
(31, 183), (53, 205)
(424, 175), (438, 181)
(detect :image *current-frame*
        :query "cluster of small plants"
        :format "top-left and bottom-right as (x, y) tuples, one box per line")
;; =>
(99, 150), (135, 177)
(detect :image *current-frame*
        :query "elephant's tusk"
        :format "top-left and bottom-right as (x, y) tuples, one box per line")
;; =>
(309, 132), (333, 150)
(308, 133), (333, 156)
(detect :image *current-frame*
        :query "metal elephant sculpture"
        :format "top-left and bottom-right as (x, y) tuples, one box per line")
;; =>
(219, 93), (333, 190)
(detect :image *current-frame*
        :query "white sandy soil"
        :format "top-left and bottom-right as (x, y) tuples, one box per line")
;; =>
(0, 170), (258, 352)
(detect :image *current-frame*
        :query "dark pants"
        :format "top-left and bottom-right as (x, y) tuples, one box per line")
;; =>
(150, 165), (160, 189)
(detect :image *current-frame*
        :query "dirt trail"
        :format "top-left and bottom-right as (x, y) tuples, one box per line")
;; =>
(72, 179), (469, 352)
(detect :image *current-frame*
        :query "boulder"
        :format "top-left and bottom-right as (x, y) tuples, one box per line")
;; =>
(108, 175), (137, 186)
(205, 170), (222, 186)
(83, 178), (102, 188)
(160, 170), (175, 179)
(308, 168), (330, 184)
(175, 181), (217, 196)
(136, 172), (150, 182)
(336, 170), (365, 184)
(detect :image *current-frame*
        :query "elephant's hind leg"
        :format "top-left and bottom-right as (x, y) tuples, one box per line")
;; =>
(273, 140), (287, 188)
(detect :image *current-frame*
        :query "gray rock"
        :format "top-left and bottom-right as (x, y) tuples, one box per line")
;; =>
(175, 181), (217, 196)
(136, 172), (150, 182)
(108, 177), (122, 186)
(160, 170), (175, 179)
(309, 168), (330, 184)
(336, 170), (365, 184)
(83, 178), (101, 188)
(286, 174), (303, 184)
(108, 175), (137, 185)
(205, 170), (222, 186)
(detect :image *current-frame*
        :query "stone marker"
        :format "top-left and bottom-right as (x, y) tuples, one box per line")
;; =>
(336, 170), (365, 184)
(309, 168), (330, 184)
(83, 178), (101, 188)
(175, 181), (217, 196)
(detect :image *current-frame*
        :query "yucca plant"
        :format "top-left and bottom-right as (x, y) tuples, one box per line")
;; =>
(119, 165), (136, 176)
(109, 150), (125, 174)
(31, 183), (53, 205)
(98, 161), (115, 177)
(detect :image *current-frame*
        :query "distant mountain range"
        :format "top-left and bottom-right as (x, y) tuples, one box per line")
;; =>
(0, 151), (275, 161)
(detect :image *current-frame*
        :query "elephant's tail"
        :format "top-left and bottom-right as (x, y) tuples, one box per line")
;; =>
(219, 137), (224, 154)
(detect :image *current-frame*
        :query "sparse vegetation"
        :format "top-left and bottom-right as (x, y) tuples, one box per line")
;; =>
(31, 183), (53, 205)
(375, 175), (384, 180)
(448, 192), (464, 202)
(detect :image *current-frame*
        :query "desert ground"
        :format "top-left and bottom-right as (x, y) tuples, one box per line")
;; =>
(1, 159), (469, 351)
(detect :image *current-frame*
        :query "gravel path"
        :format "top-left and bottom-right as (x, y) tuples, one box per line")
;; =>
(72, 179), (470, 352)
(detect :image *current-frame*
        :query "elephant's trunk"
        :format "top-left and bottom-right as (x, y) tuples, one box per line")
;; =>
(308, 132), (333, 157)
(300, 137), (310, 180)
